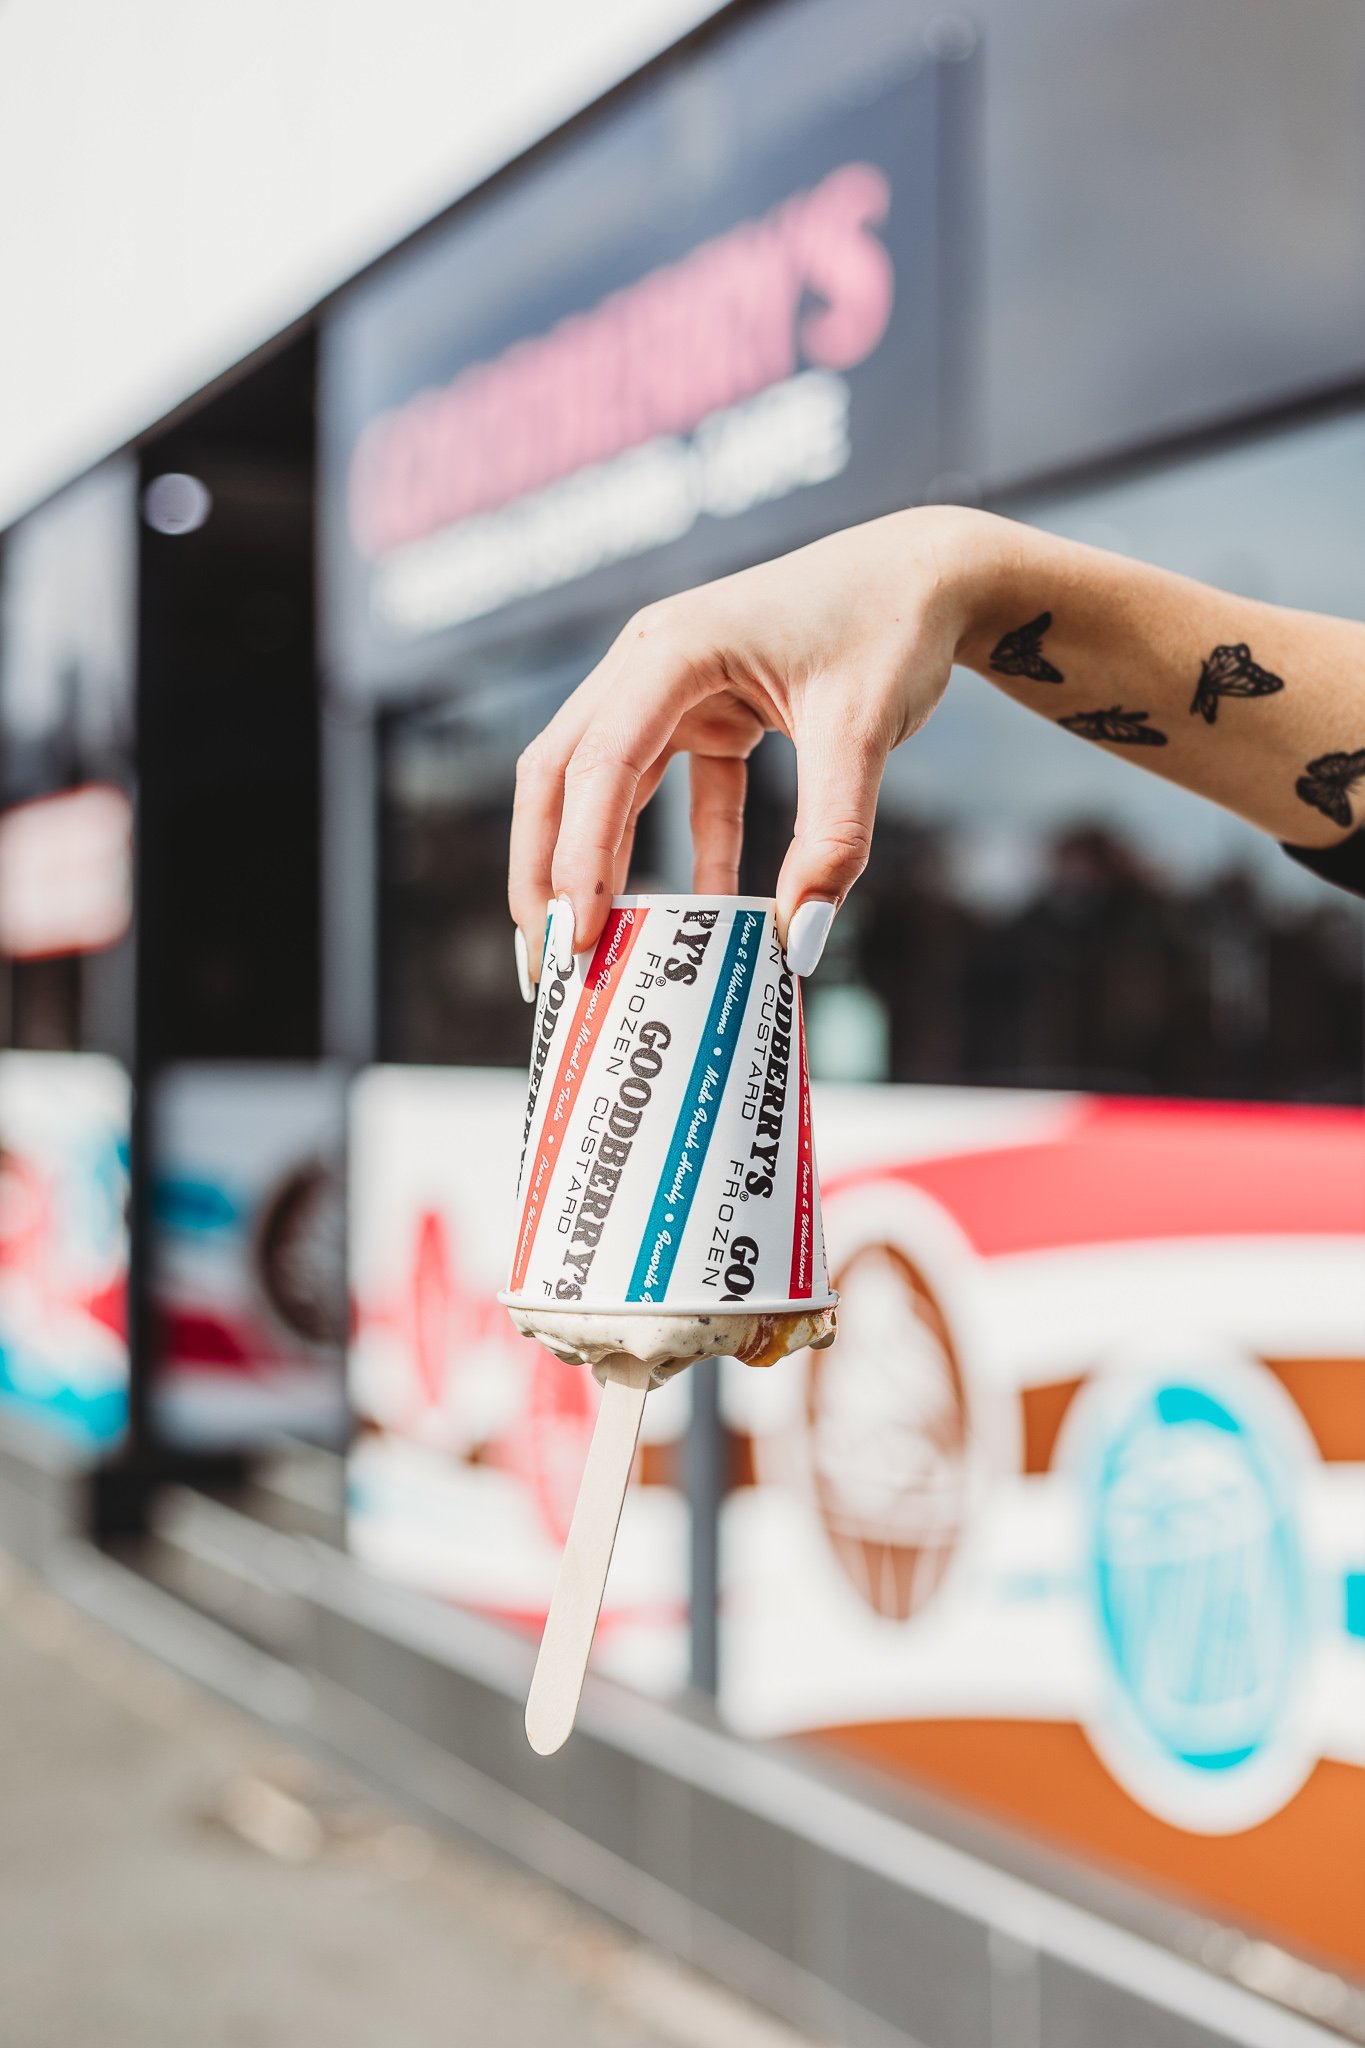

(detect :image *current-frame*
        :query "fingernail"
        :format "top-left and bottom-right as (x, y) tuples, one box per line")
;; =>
(785, 899), (836, 978)
(513, 926), (535, 1004)
(551, 894), (576, 974)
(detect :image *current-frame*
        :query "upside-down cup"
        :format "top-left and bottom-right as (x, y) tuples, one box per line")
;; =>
(499, 895), (837, 1380)
(506, 895), (838, 1754)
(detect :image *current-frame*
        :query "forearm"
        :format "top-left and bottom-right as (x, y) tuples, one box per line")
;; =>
(509, 502), (1365, 979)
(941, 510), (1365, 848)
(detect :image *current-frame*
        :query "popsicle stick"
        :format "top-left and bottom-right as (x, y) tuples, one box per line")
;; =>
(525, 1354), (653, 1755)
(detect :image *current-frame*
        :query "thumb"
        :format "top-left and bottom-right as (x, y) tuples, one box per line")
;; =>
(776, 708), (885, 974)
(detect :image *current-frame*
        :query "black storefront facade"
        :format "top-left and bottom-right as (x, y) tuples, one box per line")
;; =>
(0, 333), (348, 1524)
(0, 1), (1363, 2042)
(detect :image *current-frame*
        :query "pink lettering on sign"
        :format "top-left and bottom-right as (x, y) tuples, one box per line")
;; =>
(347, 160), (894, 561)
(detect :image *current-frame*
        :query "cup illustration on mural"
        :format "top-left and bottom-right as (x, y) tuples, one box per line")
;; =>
(500, 894), (838, 1751)
(796, 1179), (1009, 1629)
(806, 1239), (971, 1623)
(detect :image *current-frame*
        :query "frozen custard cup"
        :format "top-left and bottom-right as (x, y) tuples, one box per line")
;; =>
(508, 895), (837, 1753)
(499, 894), (836, 1376)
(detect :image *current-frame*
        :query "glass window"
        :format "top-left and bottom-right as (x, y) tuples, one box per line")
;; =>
(0, 463), (137, 1058)
(380, 633), (678, 1067)
(766, 408), (1365, 1101)
(378, 409), (1365, 1103)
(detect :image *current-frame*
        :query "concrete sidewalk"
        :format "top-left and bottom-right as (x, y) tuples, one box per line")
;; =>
(0, 1557), (810, 2048)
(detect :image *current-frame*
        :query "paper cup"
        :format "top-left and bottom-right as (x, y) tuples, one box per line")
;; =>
(499, 895), (835, 1315)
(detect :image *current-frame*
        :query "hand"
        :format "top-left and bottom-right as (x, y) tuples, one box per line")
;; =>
(508, 505), (990, 983)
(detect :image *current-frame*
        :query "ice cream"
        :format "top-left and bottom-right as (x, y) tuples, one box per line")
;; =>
(508, 1302), (837, 1380)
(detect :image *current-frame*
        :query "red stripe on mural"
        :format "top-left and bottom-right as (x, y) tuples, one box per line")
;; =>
(789, 982), (815, 1299)
(509, 907), (647, 1293)
(823, 1099), (1365, 1257)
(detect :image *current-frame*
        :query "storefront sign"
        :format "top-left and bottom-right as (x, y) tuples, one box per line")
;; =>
(347, 1064), (688, 1677)
(322, 24), (942, 700)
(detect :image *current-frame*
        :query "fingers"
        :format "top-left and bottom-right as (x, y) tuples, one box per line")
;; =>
(549, 731), (658, 953)
(550, 643), (708, 955)
(509, 736), (565, 980)
(509, 627), (642, 973)
(690, 754), (747, 894)
(613, 754), (671, 896)
(775, 706), (886, 972)
(508, 598), (769, 983)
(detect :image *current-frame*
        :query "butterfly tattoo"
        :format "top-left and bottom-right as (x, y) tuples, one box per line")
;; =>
(1189, 643), (1285, 724)
(1060, 706), (1168, 747)
(990, 611), (1063, 684)
(1294, 748), (1365, 828)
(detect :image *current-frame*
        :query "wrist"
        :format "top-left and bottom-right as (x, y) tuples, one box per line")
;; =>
(892, 505), (1028, 662)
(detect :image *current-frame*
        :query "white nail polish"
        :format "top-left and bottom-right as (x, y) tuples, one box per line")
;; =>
(551, 894), (576, 975)
(514, 926), (535, 1004)
(785, 899), (836, 978)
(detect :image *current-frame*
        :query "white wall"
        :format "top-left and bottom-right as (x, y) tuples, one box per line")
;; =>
(0, 0), (721, 533)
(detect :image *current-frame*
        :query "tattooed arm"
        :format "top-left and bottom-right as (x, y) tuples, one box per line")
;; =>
(956, 516), (1365, 848)
(509, 505), (1365, 984)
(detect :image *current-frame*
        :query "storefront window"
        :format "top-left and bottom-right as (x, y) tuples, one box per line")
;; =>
(380, 639), (676, 1066)
(0, 463), (137, 1059)
(750, 409), (1365, 1102)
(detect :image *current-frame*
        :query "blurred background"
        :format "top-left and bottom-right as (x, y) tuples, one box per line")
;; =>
(0, 2), (1362, 2044)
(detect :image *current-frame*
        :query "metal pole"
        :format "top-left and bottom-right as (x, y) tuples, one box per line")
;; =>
(686, 1352), (722, 1698)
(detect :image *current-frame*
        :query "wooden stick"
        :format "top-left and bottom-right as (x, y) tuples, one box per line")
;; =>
(525, 1354), (653, 1755)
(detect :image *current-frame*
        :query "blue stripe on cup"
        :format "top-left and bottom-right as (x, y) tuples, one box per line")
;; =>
(627, 909), (764, 1303)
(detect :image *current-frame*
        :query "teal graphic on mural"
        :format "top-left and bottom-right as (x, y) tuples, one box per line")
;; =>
(1091, 1378), (1304, 1780)
(0, 1055), (132, 1453)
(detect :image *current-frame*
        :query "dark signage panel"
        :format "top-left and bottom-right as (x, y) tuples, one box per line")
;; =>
(322, 3), (944, 702)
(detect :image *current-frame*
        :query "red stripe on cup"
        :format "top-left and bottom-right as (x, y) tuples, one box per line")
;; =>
(508, 906), (647, 1294)
(789, 981), (815, 1299)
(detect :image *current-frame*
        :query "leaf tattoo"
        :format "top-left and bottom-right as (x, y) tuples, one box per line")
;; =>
(1189, 643), (1285, 724)
(990, 611), (1063, 684)
(1294, 748), (1365, 829)
(1060, 706), (1168, 747)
